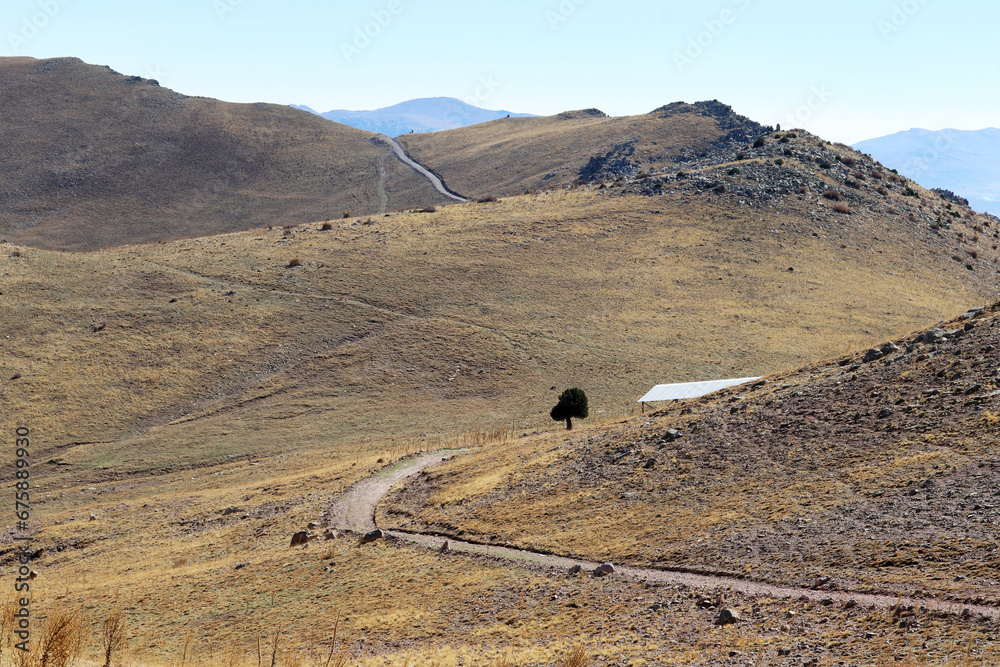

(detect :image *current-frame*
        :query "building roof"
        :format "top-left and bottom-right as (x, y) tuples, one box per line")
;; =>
(638, 377), (761, 403)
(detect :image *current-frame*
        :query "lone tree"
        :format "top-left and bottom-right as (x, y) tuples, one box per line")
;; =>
(550, 387), (588, 430)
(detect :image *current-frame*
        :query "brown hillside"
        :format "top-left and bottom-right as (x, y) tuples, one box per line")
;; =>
(383, 303), (1000, 605)
(397, 101), (767, 199)
(0, 56), (447, 250)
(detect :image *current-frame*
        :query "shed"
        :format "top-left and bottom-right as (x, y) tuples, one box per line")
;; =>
(638, 377), (761, 410)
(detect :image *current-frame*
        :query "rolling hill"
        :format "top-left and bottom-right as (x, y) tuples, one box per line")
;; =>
(396, 100), (770, 199)
(294, 96), (537, 135)
(6, 69), (1000, 663)
(855, 128), (1000, 216)
(0, 56), (449, 251)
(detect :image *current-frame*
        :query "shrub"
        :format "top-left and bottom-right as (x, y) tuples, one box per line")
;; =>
(342, 211), (352, 218)
(320, 222), (333, 231)
(798, 186), (808, 194)
(840, 156), (858, 167)
(418, 206), (437, 213)
(853, 171), (867, 181)
(676, 171), (687, 179)
(753, 137), (766, 148)
(287, 258), (302, 267)
(775, 159), (784, 166)
(779, 136), (790, 144)
(476, 195), (499, 203)
(736, 152), (746, 160)
(637, 172), (650, 179)
(871, 170), (884, 180)
(845, 180), (861, 189)
(714, 184), (727, 194)
(784, 148), (794, 156)
(833, 203), (852, 214)
(904, 186), (920, 198)
(819, 162), (833, 169)
(877, 187), (889, 196)
(888, 173), (900, 183)
(727, 167), (740, 176)
(822, 190), (843, 201)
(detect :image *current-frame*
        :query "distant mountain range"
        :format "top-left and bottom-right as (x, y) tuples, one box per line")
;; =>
(855, 128), (1000, 216)
(291, 97), (537, 135)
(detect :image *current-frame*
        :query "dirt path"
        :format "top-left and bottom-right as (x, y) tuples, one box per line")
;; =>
(374, 134), (468, 203)
(332, 451), (1000, 622)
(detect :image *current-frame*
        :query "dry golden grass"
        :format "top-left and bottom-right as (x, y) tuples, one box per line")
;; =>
(3, 187), (990, 480)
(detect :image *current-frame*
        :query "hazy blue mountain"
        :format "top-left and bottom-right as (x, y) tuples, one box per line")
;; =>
(291, 97), (536, 136)
(854, 128), (1000, 216)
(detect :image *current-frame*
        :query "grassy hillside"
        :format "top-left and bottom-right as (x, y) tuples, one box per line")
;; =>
(383, 303), (1000, 605)
(0, 57), (447, 250)
(6, 99), (1000, 663)
(4, 164), (995, 475)
(397, 101), (766, 199)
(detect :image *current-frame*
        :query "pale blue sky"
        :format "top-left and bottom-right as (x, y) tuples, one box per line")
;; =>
(3, 0), (997, 143)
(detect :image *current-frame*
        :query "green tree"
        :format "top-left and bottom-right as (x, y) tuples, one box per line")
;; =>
(550, 387), (588, 430)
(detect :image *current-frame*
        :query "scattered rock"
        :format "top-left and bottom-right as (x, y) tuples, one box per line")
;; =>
(716, 608), (742, 626)
(359, 528), (384, 545)
(234, 561), (250, 570)
(440, 541), (450, 554)
(323, 529), (338, 540)
(289, 531), (316, 547)
(593, 562), (615, 577)
(89, 514), (98, 521)
(661, 429), (683, 443)
(880, 342), (900, 355)
(27, 570), (38, 580)
(567, 564), (582, 575)
(643, 458), (657, 469)
(221, 506), (242, 516)
(812, 575), (831, 589)
(863, 348), (884, 363)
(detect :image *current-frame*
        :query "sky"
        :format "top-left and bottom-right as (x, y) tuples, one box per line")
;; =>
(2, 0), (998, 144)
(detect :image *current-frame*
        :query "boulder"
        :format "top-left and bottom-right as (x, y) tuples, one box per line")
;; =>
(593, 562), (615, 577)
(323, 529), (338, 540)
(289, 531), (316, 547)
(359, 528), (384, 545)
(863, 348), (884, 363)
(643, 458), (657, 469)
(662, 429), (683, 443)
(880, 342), (899, 355)
(567, 564), (582, 575)
(716, 608), (742, 626)
(440, 541), (450, 554)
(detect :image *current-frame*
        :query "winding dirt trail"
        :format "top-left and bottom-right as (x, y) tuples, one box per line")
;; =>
(328, 451), (1000, 622)
(374, 134), (468, 203)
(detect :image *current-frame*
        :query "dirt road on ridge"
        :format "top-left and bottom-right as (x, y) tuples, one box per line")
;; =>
(374, 134), (468, 203)
(327, 451), (1000, 622)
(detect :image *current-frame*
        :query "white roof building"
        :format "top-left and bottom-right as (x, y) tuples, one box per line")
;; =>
(638, 377), (761, 404)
